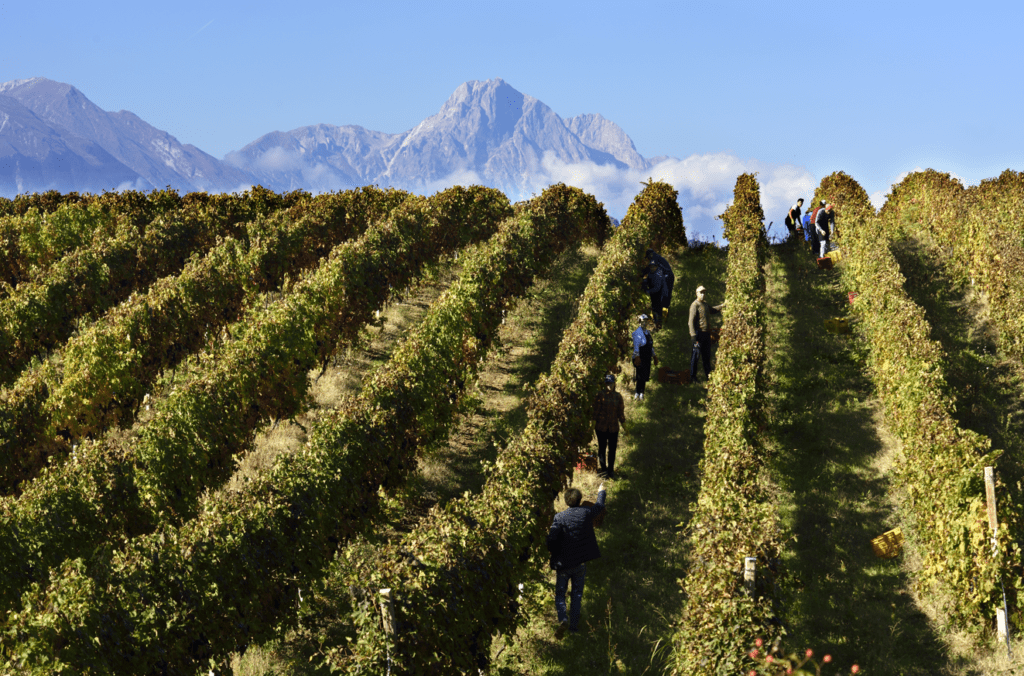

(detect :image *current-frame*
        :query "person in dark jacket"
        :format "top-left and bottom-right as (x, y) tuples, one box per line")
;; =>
(593, 373), (626, 478)
(547, 483), (607, 636)
(815, 203), (835, 257)
(631, 314), (657, 400)
(644, 249), (674, 325)
(640, 262), (668, 329)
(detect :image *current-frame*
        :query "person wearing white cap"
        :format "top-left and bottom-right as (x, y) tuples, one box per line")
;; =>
(630, 314), (657, 400)
(688, 286), (723, 384)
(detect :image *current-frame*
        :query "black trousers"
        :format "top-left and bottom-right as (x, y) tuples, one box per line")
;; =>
(649, 290), (670, 326)
(690, 330), (712, 380)
(596, 429), (618, 471)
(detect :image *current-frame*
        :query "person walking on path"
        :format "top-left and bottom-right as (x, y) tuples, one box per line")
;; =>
(640, 261), (668, 329)
(593, 373), (625, 478)
(631, 314), (657, 400)
(547, 483), (607, 637)
(688, 285), (723, 384)
(644, 248), (674, 325)
(785, 198), (804, 240)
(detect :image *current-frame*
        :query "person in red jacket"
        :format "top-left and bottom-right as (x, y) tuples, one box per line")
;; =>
(547, 483), (607, 637)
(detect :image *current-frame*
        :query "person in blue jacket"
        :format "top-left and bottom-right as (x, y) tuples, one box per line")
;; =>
(631, 314), (657, 400)
(547, 483), (607, 637)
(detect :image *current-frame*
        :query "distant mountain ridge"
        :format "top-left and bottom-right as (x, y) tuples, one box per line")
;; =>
(0, 76), (654, 200)
(0, 77), (258, 196)
(226, 78), (652, 196)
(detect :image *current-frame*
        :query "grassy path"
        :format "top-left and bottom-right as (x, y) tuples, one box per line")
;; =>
(762, 242), (958, 674)
(764, 241), (1024, 674)
(491, 243), (727, 675)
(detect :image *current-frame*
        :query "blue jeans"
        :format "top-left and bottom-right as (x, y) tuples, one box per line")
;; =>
(555, 563), (586, 629)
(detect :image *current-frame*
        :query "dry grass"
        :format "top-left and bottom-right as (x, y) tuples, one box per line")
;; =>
(232, 244), (602, 673)
(223, 266), (457, 493)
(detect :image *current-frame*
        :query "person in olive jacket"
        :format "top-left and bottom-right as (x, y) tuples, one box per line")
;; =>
(688, 285), (724, 383)
(547, 483), (607, 636)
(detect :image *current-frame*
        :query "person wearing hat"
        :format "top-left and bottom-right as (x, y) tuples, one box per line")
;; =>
(593, 373), (626, 478)
(688, 286), (723, 384)
(644, 248), (675, 325)
(631, 314), (657, 400)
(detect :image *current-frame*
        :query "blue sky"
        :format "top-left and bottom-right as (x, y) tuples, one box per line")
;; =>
(2, 0), (1021, 235)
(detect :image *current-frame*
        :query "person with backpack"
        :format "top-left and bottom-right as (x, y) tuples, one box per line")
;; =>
(644, 248), (674, 323)
(593, 373), (626, 478)
(631, 314), (657, 400)
(547, 482), (607, 637)
(640, 261), (668, 329)
(785, 198), (804, 240)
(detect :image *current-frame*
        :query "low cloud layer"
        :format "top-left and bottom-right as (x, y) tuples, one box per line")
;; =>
(227, 146), (818, 242)
(517, 152), (816, 242)
(405, 152), (816, 242)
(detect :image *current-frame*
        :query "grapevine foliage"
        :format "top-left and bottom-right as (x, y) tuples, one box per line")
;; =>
(314, 181), (684, 673)
(0, 184), (611, 674)
(670, 173), (779, 674)
(835, 170), (1016, 633)
(0, 187), (409, 494)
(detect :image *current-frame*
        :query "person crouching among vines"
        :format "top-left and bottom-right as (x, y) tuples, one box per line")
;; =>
(593, 373), (625, 478)
(631, 314), (657, 400)
(547, 482), (607, 638)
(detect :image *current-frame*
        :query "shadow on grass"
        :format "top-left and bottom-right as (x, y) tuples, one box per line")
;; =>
(892, 236), (1024, 635)
(764, 242), (974, 675)
(494, 243), (729, 675)
(410, 244), (602, 510)
(891, 236), (1024, 498)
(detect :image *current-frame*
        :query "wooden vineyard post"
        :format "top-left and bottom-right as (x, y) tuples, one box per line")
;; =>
(985, 467), (1010, 647)
(380, 588), (396, 635)
(744, 557), (756, 598)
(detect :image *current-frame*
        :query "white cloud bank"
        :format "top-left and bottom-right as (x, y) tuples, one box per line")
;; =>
(437, 152), (816, 242)
(227, 146), (818, 242)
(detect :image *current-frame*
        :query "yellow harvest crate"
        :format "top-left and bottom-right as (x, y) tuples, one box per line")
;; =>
(871, 527), (904, 558)
(826, 249), (843, 263)
(824, 317), (851, 334)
